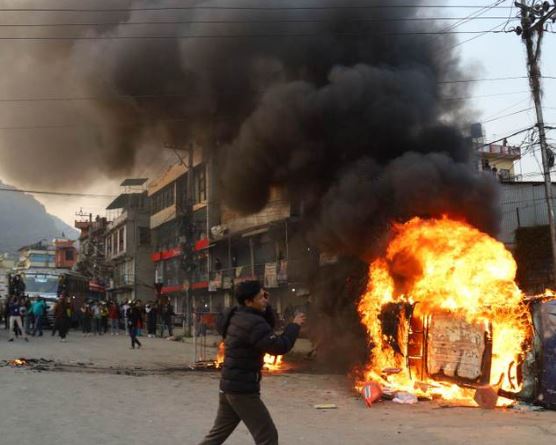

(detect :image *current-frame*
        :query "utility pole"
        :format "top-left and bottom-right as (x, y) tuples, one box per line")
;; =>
(516, 1), (556, 285)
(166, 143), (195, 337)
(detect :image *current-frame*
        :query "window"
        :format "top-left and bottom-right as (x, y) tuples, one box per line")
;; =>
(164, 258), (180, 286)
(195, 165), (207, 203)
(139, 227), (151, 246)
(106, 236), (112, 257)
(118, 227), (125, 253)
(65, 250), (74, 261)
(151, 184), (176, 214)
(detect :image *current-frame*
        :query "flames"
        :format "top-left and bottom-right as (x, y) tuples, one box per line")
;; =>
(215, 342), (284, 372)
(357, 216), (532, 404)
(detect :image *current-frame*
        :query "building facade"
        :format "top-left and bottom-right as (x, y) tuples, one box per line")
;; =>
(147, 150), (315, 323)
(148, 149), (210, 315)
(54, 239), (78, 269)
(105, 179), (154, 303)
(75, 214), (110, 295)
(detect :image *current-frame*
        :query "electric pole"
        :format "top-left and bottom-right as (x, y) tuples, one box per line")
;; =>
(516, 1), (556, 285)
(166, 142), (195, 337)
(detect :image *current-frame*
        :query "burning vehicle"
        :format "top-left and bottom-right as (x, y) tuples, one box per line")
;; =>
(356, 216), (556, 408)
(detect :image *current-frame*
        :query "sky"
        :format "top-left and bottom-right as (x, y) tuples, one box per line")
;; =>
(0, 0), (554, 226)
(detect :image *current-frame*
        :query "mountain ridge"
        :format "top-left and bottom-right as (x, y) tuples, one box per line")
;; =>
(0, 180), (78, 254)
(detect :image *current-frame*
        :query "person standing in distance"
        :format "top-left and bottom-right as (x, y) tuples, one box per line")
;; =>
(199, 280), (306, 445)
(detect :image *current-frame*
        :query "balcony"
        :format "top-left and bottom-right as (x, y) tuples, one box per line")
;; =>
(112, 273), (135, 289)
(208, 261), (289, 292)
(477, 144), (521, 161)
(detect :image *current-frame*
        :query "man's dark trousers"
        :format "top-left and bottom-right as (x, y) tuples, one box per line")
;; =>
(199, 392), (278, 445)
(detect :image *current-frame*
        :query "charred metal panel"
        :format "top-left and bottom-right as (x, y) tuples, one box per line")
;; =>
(426, 313), (486, 382)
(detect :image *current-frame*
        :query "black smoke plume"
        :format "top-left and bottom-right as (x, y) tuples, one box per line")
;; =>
(0, 1), (500, 370)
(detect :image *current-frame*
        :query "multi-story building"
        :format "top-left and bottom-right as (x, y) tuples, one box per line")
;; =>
(105, 179), (154, 303)
(54, 239), (78, 269)
(472, 122), (522, 181)
(147, 150), (314, 322)
(207, 186), (313, 317)
(75, 214), (110, 294)
(477, 142), (522, 181)
(16, 240), (56, 269)
(148, 149), (210, 315)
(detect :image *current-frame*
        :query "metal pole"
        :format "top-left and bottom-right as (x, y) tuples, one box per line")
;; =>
(519, 2), (556, 285)
(185, 144), (194, 337)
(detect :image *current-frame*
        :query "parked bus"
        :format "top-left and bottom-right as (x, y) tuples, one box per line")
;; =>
(18, 269), (91, 325)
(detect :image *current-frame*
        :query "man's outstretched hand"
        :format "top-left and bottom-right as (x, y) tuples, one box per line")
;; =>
(293, 313), (306, 326)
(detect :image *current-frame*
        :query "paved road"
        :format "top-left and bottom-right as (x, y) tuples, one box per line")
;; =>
(1, 326), (555, 445)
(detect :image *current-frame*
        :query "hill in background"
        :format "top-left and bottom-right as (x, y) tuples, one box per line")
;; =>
(0, 180), (78, 254)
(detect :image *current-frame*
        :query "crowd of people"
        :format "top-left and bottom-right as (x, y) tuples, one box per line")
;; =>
(1, 295), (177, 349)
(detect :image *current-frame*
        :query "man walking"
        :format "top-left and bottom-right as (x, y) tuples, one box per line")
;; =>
(160, 301), (174, 338)
(199, 280), (305, 445)
(8, 297), (28, 342)
(31, 297), (46, 336)
(108, 301), (120, 335)
(127, 301), (142, 349)
(53, 295), (70, 342)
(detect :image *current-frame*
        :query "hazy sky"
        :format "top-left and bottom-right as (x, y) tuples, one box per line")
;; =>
(0, 0), (554, 226)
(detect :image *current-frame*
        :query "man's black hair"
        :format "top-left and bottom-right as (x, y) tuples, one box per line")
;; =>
(235, 280), (261, 305)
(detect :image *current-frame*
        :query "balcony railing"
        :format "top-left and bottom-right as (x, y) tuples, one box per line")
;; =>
(208, 260), (291, 291)
(478, 144), (521, 157)
(112, 273), (135, 288)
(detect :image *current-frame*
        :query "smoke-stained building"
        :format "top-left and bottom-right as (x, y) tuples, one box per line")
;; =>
(208, 185), (315, 317)
(147, 149), (315, 320)
(148, 149), (210, 315)
(105, 179), (153, 303)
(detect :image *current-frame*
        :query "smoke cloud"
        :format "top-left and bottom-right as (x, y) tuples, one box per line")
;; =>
(0, 1), (501, 369)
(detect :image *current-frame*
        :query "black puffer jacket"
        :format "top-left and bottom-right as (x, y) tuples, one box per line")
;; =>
(219, 306), (300, 394)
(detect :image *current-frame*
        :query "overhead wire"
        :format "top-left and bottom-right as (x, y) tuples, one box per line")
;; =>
(482, 107), (534, 123)
(0, 17), (523, 27)
(0, 29), (513, 40)
(0, 5), (521, 13)
(0, 186), (115, 198)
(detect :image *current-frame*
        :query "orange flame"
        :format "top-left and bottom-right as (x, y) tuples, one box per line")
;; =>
(215, 341), (283, 372)
(357, 216), (534, 405)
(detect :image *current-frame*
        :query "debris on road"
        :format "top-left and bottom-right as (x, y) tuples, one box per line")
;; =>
(313, 404), (337, 409)
(474, 384), (500, 410)
(392, 392), (418, 405)
(360, 381), (383, 407)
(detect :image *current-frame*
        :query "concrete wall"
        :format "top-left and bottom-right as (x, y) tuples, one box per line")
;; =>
(499, 182), (556, 247)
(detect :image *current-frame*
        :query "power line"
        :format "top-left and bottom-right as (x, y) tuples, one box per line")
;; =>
(0, 29), (512, 40)
(0, 17), (523, 27)
(479, 126), (536, 148)
(439, 75), (529, 84)
(0, 6), (520, 13)
(0, 81), (540, 104)
(482, 107), (534, 123)
(448, 15), (510, 50)
(482, 96), (531, 121)
(0, 186), (115, 198)
(441, 90), (529, 101)
(438, 0), (505, 34)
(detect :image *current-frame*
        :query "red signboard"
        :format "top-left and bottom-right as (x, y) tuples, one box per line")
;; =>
(151, 246), (182, 263)
(162, 246), (182, 260)
(194, 238), (209, 251)
(192, 281), (209, 290)
(161, 285), (182, 294)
